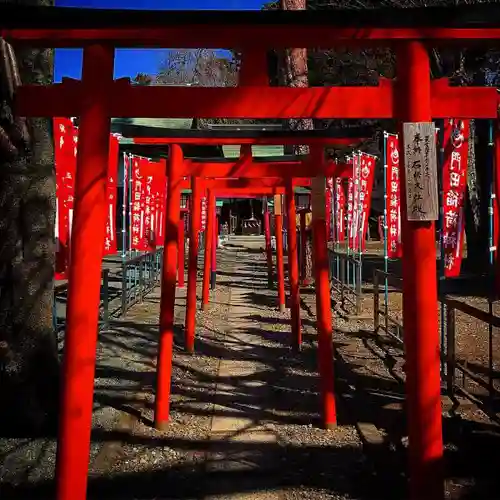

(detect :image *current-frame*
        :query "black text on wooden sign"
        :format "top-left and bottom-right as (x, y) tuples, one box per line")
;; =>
(311, 176), (327, 220)
(403, 122), (439, 221)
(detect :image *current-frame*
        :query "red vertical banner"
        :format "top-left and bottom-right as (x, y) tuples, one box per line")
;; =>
(334, 178), (346, 242)
(54, 117), (77, 279)
(442, 119), (469, 277)
(152, 171), (161, 248)
(123, 152), (130, 237)
(358, 152), (377, 251)
(326, 177), (333, 240)
(346, 156), (355, 249)
(385, 134), (402, 258)
(68, 125), (77, 242)
(156, 175), (167, 247)
(130, 156), (147, 251)
(348, 155), (360, 250)
(143, 162), (156, 251)
(104, 134), (119, 255)
(201, 195), (208, 231)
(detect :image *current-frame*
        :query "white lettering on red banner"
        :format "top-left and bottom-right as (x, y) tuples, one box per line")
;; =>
(358, 152), (377, 251)
(335, 178), (346, 242)
(326, 177), (333, 239)
(201, 196), (208, 231)
(348, 153), (376, 251)
(129, 156), (165, 251)
(130, 156), (146, 251)
(104, 135), (119, 255)
(442, 119), (469, 277)
(346, 156), (355, 250)
(54, 117), (77, 279)
(385, 134), (402, 258)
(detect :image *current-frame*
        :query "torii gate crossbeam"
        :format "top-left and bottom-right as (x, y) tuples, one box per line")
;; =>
(7, 7), (500, 499)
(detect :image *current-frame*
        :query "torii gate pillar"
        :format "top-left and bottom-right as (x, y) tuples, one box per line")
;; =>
(177, 215), (185, 288)
(185, 176), (201, 353)
(397, 41), (444, 500)
(55, 44), (114, 500)
(285, 179), (302, 350)
(274, 196), (286, 313)
(155, 144), (183, 429)
(202, 191), (215, 310)
(263, 203), (273, 289)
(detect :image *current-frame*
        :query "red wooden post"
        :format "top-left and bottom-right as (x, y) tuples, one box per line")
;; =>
(299, 210), (307, 285)
(55, 45), (114, 500)
(397, 42), (444, 500)
(202, 191), (215, 310)
(285, 180), (302, 350)
(274, 197), (286, 313)
(185, 177), (201, 353)
(263, 206), (273, 288)
(211, 209), (217, 290)
(312, 217), (337, 428)
(311, 171), (337, 429)
(177, 214), (185, 288)
(155, 143), (182, 430)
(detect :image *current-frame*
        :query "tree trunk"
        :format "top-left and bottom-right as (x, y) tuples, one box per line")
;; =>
(0, 0), (58, 434)
(280, 0), (315, 283)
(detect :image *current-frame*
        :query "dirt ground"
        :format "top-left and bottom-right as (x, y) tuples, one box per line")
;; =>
(327, 242), (500, 498)
(2, 237), (500, 499)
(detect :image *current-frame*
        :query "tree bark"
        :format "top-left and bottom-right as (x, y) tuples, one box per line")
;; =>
(281, 0), (314, 282)
(0, 0), (58, 434)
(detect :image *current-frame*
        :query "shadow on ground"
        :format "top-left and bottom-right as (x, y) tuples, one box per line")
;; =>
(1, 248), (499, 500)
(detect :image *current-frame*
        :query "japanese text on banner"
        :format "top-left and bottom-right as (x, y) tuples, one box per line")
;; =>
(357, 153), (377, 252)
(326, 177), (333, 238)
(130, 156), (147, 251)
(385, 134), (402, 258)
(346, 156), (356, 250)
(54, 117), (77, 279)
(201, 196), (208, 231)
(104, 135), (119, 255)
(442, 119), (469, 277)
(335, 178), (346, 242)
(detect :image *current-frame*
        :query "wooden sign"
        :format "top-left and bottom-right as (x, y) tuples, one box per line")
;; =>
(273, 194), (282, 215)
(403, 122), (439, 221)
(311, 176), (326, 219)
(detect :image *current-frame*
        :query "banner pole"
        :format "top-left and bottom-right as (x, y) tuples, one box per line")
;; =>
(383, 133), (389, 308)
(488, 119), (495, 393)
(346, 156), (352, 299)
(122, 153), (128, 260)
(356, 151), (362, 310)
(332, 176), (337, 283)
(437, 123), (446, 371)
(489, 120), (495, 272)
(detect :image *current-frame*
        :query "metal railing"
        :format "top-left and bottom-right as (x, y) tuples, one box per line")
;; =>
(54, 248), (163, 336)
(120, 248), (163, 316)
(373, 269), (403, 343)
(373, 267), (500, 417)
(444, 298), (500, 410)
(329, 249), (363, 316)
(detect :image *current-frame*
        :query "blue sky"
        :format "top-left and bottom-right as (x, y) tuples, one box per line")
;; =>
(54, 0), (267, 82)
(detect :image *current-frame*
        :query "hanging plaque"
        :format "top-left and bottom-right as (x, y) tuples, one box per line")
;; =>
(403, 122), (439, 221)
(311, 176), (326, 219)
(274, 194), (282, 215)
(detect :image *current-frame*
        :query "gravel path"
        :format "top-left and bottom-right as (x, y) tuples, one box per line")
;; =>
(11, 237), (488, 499)
(324, 251), (500, 499)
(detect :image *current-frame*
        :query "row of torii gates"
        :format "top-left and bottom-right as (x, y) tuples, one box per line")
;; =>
(3, 4), (500, 500)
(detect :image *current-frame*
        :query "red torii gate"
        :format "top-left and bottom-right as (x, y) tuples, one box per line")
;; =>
(4, 5), (500, 500)
(181, 165), (351, 352)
